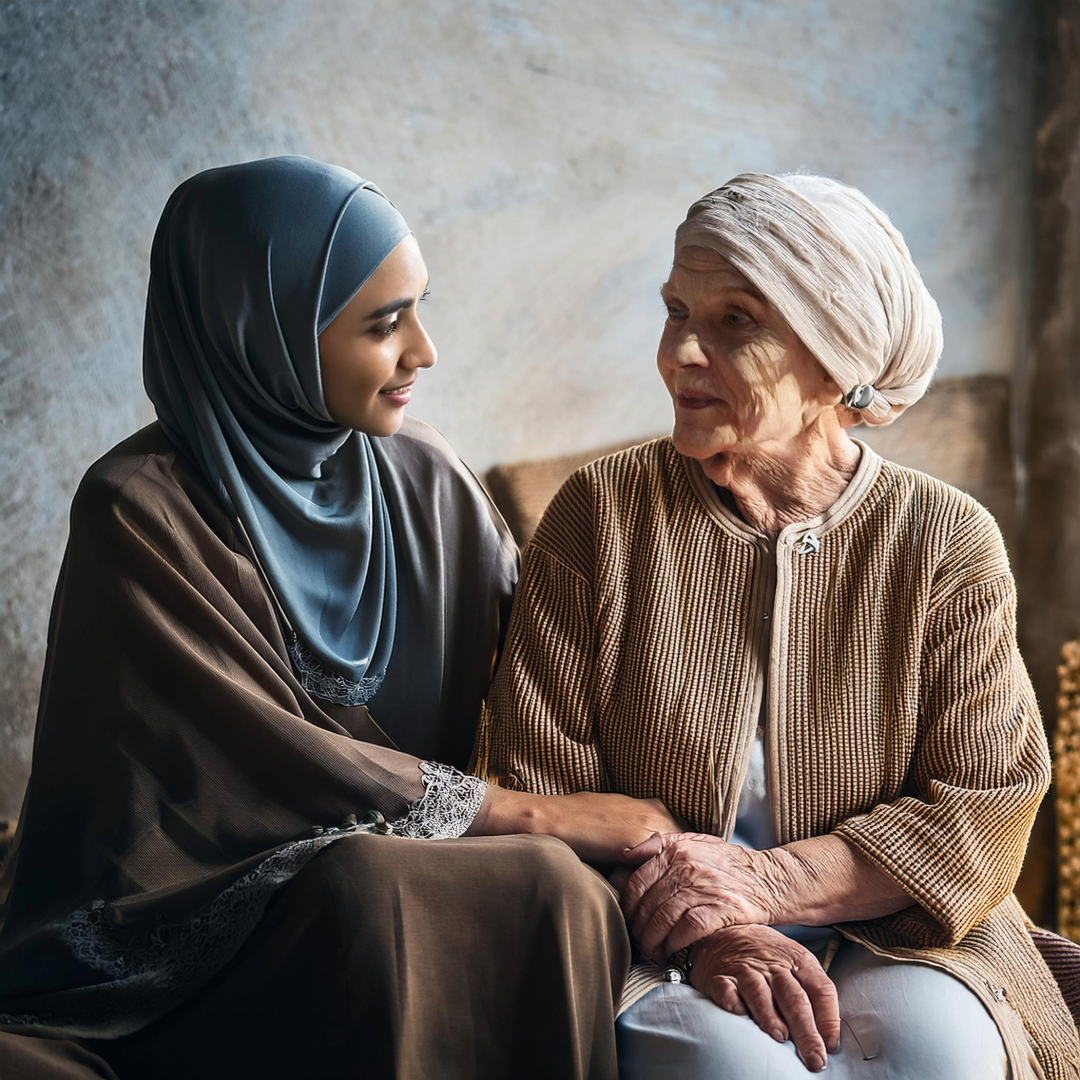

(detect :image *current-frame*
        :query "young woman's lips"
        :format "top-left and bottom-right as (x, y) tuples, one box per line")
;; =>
(676, 391), (719, 411)
(379, 381), (414, 407)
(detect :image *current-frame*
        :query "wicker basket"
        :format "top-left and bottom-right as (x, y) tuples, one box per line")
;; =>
(1056, 640), (1080, 940)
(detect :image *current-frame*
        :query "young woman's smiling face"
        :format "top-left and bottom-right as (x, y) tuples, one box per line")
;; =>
(318, 234), (437, 436)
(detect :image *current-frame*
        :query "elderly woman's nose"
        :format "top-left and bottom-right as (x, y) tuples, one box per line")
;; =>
(662, 331), (709, 370)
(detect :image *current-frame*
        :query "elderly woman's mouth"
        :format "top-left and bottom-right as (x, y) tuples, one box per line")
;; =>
(676, 390), (721, 410)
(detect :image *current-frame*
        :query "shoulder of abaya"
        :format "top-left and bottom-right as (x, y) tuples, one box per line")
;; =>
(389, 415), (458, 460)
(384, 416), (510, 514)
(379, 416), (520, 574)
(72, 421), (236, 552)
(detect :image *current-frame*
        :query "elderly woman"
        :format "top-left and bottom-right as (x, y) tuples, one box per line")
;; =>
(485, 174), (1079, 1079)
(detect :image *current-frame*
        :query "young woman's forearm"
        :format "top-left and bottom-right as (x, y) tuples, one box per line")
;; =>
(464, 784), (687, 864)
(465, 784), (543, 837)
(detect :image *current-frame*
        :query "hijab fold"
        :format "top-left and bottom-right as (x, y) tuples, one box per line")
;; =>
(143, 155), (412, 703)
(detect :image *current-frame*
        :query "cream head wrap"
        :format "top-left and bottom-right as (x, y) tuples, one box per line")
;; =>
(674, 173), (943, 426)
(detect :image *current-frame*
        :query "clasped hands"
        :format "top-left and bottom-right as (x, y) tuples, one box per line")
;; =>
(617, 831), (839, 1074)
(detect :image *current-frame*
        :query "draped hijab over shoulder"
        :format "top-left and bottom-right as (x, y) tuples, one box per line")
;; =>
(144, 155), (410, 704)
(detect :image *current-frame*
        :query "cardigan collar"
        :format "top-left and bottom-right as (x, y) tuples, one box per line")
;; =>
(682, 437), (884, 545)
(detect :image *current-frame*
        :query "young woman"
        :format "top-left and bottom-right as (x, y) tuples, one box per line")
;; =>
(0, 156), (679, 1080)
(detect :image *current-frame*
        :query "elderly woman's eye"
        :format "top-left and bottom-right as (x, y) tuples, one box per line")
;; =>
(723, 310), (752, 327)
(665, 305), (686, 321)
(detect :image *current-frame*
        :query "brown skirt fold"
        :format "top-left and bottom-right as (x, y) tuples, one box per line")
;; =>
(72, 832), (629, 1080)
(0, 1033), (119, 1080)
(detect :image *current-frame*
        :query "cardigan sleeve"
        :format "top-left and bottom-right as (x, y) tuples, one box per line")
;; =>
(483, 471), (608, 794)
(833, 506), (1050, 946)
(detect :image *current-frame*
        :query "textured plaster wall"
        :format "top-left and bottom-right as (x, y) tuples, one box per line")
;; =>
(0, 0), (1036, 818)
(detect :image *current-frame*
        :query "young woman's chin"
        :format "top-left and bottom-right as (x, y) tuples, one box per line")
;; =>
(358, 403), (409, 438)
(331, 398), (410, 437)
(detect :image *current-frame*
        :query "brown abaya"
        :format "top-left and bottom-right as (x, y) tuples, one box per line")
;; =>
(0, 419), (630, 1079)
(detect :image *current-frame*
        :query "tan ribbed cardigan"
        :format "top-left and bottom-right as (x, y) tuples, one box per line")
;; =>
(482, 437), (1080, 1080)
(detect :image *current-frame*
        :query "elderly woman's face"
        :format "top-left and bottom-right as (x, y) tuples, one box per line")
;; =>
(658, 246), (841, 461)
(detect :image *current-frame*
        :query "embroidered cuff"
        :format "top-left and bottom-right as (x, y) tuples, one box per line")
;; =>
(387, 761), (488, 840)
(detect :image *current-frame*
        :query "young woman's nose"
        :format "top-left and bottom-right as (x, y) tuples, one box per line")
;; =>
(405, 321), (438, 370)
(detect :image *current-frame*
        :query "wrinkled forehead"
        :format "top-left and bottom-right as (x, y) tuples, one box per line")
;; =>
(668, 244), (763, 299)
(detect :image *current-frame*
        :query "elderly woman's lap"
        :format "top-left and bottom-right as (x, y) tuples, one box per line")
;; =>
(616, 941), (1008, 1079)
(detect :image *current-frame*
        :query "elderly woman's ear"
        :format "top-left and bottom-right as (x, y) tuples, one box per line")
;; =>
(836, 401), (866, 429)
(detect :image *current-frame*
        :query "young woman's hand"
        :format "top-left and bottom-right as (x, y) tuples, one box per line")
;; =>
(469, 786), (686, 865)
(538, 791), (688, 864)
(689, 924), (840, 1074)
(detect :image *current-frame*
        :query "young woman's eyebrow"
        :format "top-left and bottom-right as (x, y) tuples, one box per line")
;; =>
(365, 279), (431, 321)
(365, 297), (412, 320)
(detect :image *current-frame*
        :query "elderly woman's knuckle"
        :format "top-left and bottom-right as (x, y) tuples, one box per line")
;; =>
(715, 979), (739, 1008)
(685, 906), (715, 933)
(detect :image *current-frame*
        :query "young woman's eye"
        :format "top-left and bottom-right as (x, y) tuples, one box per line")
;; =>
(371, 320), (398, 338)
(419, 288), (431, 304)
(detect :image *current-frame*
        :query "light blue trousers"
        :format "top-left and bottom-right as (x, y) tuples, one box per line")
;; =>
(616, 939), (1009, 1079)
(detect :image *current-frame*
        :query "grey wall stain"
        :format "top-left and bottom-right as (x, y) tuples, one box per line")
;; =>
(0, 0), (1037, 817)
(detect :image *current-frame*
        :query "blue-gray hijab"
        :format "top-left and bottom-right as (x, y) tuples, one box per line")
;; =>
(143, 156), (411, 705)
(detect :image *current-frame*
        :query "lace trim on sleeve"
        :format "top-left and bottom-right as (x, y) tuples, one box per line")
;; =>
(387, 761), (488, 840)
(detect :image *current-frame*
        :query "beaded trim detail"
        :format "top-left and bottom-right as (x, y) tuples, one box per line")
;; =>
(0, 771), (485, 1036)
(287, 634), (385, 706)
(387, 761), (488, 840)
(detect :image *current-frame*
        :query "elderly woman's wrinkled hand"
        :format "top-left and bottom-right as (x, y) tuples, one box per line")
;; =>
(621, 832), (783, 962)
(689, 924), (840, 1074)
